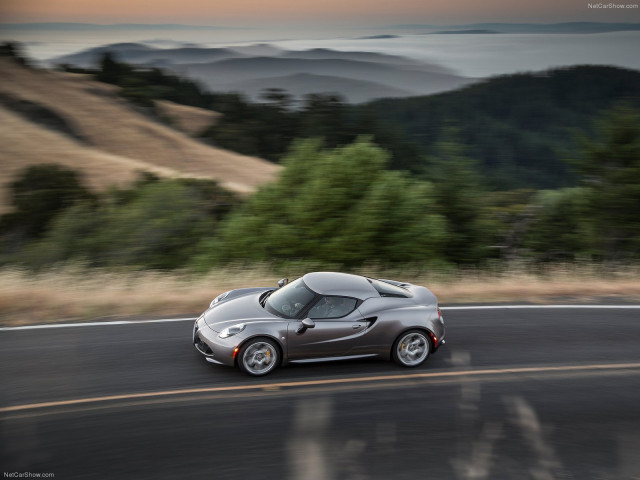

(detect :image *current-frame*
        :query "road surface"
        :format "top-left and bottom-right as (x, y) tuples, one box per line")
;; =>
(2, 306), (640, 479)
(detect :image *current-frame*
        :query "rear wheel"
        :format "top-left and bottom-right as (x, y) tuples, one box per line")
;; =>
(238, 338), (279, 376)
(392, 330), (430, 367)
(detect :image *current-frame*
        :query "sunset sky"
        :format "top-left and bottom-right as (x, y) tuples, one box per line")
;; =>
(1, 0), (637, 26)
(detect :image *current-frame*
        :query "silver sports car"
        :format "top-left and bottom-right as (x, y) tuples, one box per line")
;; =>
(193, 272), (445, 376)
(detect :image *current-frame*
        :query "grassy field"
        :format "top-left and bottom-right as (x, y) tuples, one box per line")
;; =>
(1, 264), (639, 326)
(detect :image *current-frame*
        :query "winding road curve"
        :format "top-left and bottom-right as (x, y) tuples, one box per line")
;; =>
(2, 305), (640, 479)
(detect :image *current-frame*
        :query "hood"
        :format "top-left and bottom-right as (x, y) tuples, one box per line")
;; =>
(203, 291), (276, 332)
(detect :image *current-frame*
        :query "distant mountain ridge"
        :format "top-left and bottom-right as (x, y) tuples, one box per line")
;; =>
(51, 43), (474, 103)
(173, 56), (470, 95)
(435, 30), (499, 34)
(382, 22), (640, 33)
(54, 44), (248, 67)
(228, 73), (415, 103)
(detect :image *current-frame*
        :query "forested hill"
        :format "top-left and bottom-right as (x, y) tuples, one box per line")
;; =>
(363, 66), (640, 190)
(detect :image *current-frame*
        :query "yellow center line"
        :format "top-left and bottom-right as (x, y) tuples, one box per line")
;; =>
(3, 362), (640, 413)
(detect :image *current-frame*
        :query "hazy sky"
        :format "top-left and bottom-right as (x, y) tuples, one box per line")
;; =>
(2, 0), (638, 26)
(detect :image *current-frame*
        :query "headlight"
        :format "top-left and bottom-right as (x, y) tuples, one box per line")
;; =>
(210, 291), (231, 307)
(218, 323), (246, 339)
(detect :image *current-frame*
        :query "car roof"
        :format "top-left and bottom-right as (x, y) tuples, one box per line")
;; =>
(302, 272), (379, 300)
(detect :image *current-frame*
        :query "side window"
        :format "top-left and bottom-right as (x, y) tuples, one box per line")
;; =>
(308, 296), (358, 319)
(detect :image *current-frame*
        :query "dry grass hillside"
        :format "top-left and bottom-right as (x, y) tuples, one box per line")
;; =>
(0, 58), (279, 213)
(155, 99), (220, 136)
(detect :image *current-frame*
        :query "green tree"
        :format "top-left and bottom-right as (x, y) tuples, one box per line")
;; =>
(195, 139), (447, 268)
(19, 177), (238, 270)
(299, 93), (352, 147)
(522, 188), (595, 261)
(95, 52), (133, 84)
(0, 164), (94, 239)
(427, 133), (491, 264)
(574, 106), (640, 259)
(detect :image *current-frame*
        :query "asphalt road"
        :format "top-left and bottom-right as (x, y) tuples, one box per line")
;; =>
(2, 306), (640, 479)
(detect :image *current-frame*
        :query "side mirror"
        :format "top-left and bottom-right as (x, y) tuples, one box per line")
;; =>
(296, 318), (315, 335)
(278, 278), (289, 288)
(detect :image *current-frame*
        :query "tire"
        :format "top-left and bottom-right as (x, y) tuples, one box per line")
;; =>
(392, 330), (431, 367)
(238, 338), (279, 376)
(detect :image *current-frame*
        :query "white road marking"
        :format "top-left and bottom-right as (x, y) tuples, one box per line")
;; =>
(2, 304), (640, 330)
(0, 317), (197, 331)
(442, 305), (640, 310)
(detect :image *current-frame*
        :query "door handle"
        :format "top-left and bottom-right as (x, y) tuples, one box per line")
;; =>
(352, 324), (363, 329)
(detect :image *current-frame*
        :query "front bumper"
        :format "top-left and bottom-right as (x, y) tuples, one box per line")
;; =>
(193, 317), (238, 367)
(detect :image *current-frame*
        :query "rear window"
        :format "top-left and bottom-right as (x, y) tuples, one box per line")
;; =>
(367, 278), (410, 298)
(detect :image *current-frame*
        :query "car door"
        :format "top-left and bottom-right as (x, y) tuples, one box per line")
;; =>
(286, 296), (366, 360)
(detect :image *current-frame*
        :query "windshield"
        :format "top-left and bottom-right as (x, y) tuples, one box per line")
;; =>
(265, 278), (316, 318)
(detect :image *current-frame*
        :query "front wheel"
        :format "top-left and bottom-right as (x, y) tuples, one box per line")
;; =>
(238, 338), (279, 376)
(392, 330), (430, 367)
